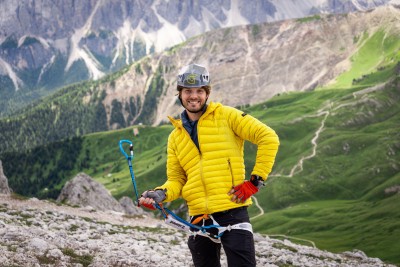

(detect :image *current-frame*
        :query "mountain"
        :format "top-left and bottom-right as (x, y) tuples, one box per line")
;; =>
(0, 5), (399, 155)
(0, 0), (396, 116)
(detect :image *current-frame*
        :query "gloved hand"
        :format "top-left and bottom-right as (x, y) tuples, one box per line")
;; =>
(139, 189), (166, 210)
(228, 175), (264, 203)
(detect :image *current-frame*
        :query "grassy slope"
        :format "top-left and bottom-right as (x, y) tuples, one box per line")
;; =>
(85, 125), (172, 198)
(50, 125), (173, 200)
(247, 80), (400, 264)
(325, 29), (399, 89)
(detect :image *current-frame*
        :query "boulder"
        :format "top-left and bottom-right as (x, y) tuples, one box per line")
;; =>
(57, 173), (123, 212)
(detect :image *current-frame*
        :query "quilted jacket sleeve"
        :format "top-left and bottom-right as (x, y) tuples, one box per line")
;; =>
(155, 132), (187, 202)
(224, 106), (279, 180)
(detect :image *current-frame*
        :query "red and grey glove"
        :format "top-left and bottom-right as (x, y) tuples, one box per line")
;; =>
(139, 189), (166, 210)
(228, 175), (264, 203)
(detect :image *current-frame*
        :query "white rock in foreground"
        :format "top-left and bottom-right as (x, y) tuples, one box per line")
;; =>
(0, 195), (395, 267)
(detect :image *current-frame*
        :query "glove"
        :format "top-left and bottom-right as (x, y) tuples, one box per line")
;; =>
(139, 189), (166, 210)
(228, 175), (264, 203)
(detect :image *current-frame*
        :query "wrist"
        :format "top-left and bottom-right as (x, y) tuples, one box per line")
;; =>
(156, 189), (167, 202)
(250, 175), (264, 189)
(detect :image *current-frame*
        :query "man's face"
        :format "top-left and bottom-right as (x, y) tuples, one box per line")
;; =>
(180, 87), (208, 113)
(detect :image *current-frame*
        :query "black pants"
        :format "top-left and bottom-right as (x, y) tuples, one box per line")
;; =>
(187, 207), (256, 267)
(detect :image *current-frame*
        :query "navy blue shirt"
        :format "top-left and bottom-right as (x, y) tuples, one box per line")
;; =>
(181, 105), (208, 150)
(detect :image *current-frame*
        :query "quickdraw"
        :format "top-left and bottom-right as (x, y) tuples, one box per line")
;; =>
(119, 139), (252, 241)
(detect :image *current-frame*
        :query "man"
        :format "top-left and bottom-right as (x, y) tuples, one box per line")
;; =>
(139, 63), (279, 267)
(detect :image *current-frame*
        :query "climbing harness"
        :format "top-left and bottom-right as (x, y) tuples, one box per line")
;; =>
(186, 214), (253, 243)
(119, 139), (253, 242)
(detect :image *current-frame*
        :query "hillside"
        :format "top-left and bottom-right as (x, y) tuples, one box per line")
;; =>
(249, 78), (400, 264)
(1, 5), (399, 155)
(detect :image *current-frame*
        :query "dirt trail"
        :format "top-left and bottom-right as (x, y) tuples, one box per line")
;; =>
(288, 110), (330, 177)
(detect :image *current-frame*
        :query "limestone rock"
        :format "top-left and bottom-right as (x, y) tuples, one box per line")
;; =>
(57, 172), (123, 212)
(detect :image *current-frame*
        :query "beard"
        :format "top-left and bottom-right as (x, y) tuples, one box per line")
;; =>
(185, 103), (206, 113)
(180, 97), (208, 114)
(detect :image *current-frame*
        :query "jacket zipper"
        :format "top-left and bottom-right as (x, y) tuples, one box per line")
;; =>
(228, 158), (235, 187)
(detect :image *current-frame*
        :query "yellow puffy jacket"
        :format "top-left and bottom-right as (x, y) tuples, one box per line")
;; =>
(156, 102), (279, 216)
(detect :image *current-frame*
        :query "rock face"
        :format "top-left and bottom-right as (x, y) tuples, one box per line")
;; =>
(0, 160), (11, 195)
(57, 172), (123, 212)
(0, 194), (396, 267)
